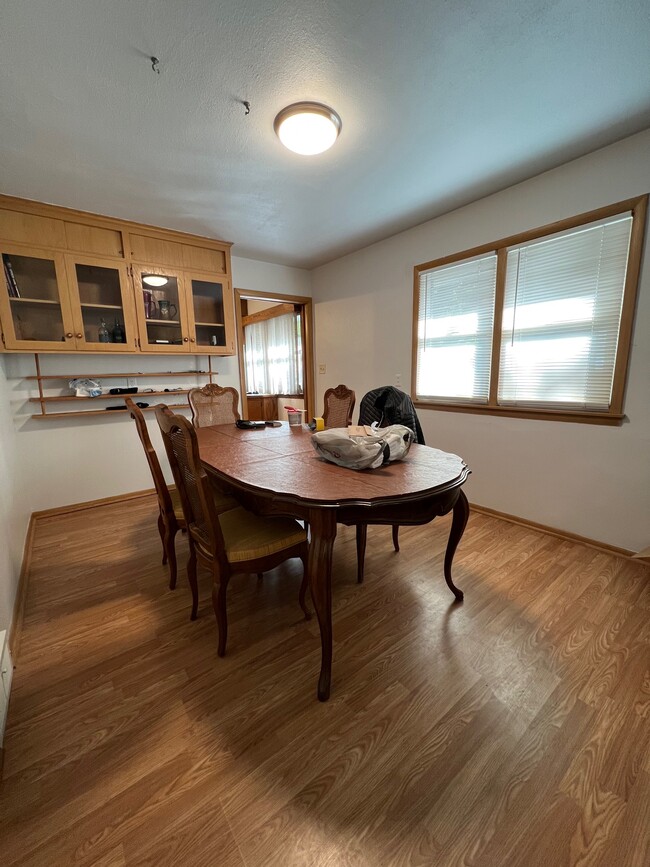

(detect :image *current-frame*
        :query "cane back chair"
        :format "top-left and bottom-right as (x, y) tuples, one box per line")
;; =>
(188, 384), (241, 428)
(155, 406), (310, 653)
(322, 383), (356, 429)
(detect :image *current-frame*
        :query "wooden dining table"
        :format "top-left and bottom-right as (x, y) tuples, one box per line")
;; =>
(197, 422), (470, 701)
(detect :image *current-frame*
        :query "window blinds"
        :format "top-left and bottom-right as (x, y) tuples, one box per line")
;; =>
(416, 254), (497, 402)
(498, 215), (632, 410)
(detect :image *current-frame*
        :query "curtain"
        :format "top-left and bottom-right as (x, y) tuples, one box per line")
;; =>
(244, 312), (302, 395)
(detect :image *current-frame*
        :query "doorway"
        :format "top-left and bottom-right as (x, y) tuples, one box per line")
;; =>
(235, 288), (315, 422)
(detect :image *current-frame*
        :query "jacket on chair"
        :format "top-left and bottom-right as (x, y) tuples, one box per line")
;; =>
(357, 386), (425, 445)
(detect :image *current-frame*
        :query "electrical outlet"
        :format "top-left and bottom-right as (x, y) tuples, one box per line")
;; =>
(318, 363), (326, 374)
(127, 377), (137, 389)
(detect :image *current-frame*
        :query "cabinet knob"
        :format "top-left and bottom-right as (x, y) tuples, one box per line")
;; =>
(183, 337), (189, 343)
(190, 337), (195, 343)
(76, 333), (83, 339)
(65, 332), (73, 339)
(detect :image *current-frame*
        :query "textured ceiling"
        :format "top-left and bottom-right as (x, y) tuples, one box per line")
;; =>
(1, 0), (649, 268)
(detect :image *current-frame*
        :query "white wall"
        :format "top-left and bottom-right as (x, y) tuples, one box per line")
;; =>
(0, 358), (30, 632)
(312, 129), (650, 552)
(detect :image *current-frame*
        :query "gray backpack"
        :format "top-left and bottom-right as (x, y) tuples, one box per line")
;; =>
(311, 424), (415, 470)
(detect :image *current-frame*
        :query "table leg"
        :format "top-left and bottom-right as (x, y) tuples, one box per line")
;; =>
(308, 508), (337, 701)
(356, 524), (367, 584)
(443, 489), (469, 601)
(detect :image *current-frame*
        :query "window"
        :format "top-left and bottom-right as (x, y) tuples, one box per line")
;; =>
(244, 311), (302, 395)
(412, 196), (647, 424)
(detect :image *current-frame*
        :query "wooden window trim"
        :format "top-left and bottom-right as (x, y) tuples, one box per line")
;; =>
(411, 195), (648, 425)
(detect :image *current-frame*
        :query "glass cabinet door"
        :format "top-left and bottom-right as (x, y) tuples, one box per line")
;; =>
(186, 273), (235, 354)
(133, 265), (190, 352)
(0, 246), (76, 350)
(65, 255), (137, 351)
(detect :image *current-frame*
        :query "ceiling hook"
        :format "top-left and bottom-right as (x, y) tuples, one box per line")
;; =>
(243, 100), (251, 115)
(150, 56), (160, 75)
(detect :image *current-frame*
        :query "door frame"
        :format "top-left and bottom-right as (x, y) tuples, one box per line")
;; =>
(234, 288), (315, 421)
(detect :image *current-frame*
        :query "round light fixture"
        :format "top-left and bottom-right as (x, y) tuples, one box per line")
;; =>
(142, 274), (169, 287)
(274, 102), (342, 155)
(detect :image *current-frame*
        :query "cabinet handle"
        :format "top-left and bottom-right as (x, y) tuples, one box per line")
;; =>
(190, 337), (195, 343)
(183, 337), (189, 342)
(76, 333), (83, 339)
(65, 332), (73, 339)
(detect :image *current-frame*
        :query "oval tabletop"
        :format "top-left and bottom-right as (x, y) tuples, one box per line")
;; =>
(196, 422), (468, 506)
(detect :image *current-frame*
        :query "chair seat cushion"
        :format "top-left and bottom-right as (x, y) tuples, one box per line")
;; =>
(170, 486), (237, 522)
(219, 508), (307, 563)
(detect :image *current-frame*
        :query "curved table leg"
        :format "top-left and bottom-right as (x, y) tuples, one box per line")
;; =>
(444, 489), (469, 601)
(308, 508), (337, 701)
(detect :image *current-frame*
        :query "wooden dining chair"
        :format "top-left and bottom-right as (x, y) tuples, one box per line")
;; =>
(127, 398), (238, 592)
(322, 383), (356, 428)
(126, 397), (186, 591)
(188, 384), (241, 427)
(155, 406), (310, 653)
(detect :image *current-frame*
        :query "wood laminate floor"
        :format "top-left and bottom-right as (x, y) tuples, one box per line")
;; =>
(0, 495), (649, 866)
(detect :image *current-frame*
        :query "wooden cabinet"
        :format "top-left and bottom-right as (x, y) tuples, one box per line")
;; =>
(184, 271), (235, 355)
(0, 245), (76, 351)
(0, 195), (235, 356)
(131, 265), (236, 355)
(246, 394), (277, 421)
(66, 255), (137, 352)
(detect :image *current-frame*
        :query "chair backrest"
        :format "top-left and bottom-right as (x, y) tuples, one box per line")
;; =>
(154, 406), (227, 563)
(188, 384), (241, 428)
(322, 384), (356, 429)
(126, 397), (174, 518)
(358, 386), (425, 444)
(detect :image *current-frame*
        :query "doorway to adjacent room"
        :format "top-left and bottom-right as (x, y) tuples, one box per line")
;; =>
(235, 288), (315, 422)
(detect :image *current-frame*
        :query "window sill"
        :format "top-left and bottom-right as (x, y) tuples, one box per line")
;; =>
(413, 400), (626, 426)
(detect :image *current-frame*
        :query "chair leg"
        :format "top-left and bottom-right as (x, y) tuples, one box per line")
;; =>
(212, 571), (231, 657)
(356, 524), (367, 584)
(165, 526), (179, 591)
(187, 541), (199, 621)
(299, 551), (311, 620)
(157, 513), (167, 565)
(392, 524), (400, 552)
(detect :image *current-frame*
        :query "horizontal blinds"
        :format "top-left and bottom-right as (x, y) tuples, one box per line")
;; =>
(498, 216), (632, 410)
(416, 254), (497, 403)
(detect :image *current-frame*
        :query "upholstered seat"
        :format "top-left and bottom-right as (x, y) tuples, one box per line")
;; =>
(170, 483), (237, 521)
(220, 508), (306, 563)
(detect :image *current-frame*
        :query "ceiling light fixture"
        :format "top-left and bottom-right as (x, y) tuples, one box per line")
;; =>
(274, 102), (342, 155)
(142, 274), (169, 287)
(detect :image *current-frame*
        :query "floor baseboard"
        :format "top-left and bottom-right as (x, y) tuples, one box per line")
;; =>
(469, 502), (640, 561)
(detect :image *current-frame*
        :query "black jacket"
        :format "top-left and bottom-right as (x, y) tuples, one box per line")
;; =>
(357, 386), (425, 445)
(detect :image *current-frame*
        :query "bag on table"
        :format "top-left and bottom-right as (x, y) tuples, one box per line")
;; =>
(311, 424), (415, 471)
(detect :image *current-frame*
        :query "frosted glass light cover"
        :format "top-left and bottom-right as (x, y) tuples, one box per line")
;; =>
(274, 103), (341, 156)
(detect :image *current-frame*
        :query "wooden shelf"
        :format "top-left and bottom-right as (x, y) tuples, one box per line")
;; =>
(9, 297), (60, 305)
(31, 403), (188, 420)
(30, 389), (190, 403)
(80, 302), (122, 309)
(195, 321), (225, 327)
(26, 353), (215, 421)
(25, 370), (209, 381)
(145, 319), (180, 326)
